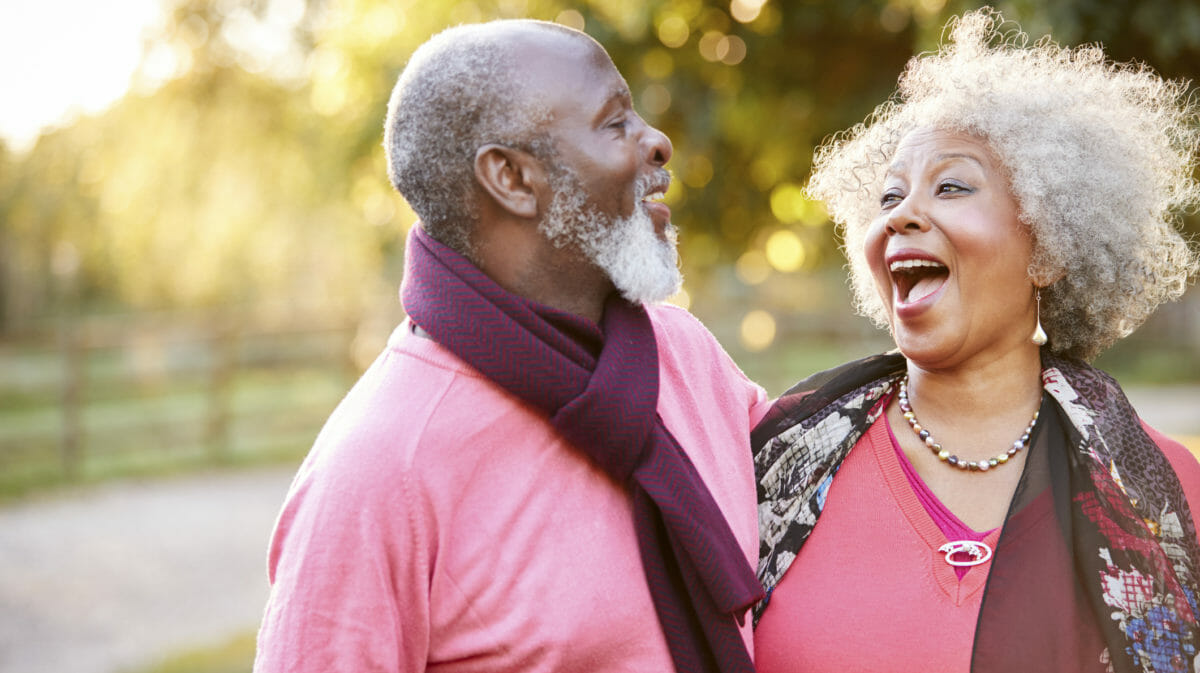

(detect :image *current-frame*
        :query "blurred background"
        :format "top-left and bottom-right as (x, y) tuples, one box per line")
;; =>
(1, 0), (1197, 671)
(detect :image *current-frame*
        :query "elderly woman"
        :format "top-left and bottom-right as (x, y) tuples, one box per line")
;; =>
(751, 10), (1200, 673)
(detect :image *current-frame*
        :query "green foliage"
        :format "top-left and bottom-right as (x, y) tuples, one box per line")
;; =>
(1, 0), (1196, 329)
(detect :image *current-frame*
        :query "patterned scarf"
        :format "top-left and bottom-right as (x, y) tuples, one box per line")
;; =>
(401, 226), (761, 673)
(753, 352), (1200, 672)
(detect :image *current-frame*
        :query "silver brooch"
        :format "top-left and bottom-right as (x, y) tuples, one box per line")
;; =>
(938, 540), (993, 567)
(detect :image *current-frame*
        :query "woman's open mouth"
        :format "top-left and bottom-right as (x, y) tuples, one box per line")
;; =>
(889, 258), (949, 306)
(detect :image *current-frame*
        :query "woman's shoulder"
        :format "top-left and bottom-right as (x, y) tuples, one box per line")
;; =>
(1140, 421), (1200, 517)
(1141, 421), (1198, 469)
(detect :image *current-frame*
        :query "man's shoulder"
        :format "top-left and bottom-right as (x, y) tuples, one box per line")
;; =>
(645, 302), (721, 348)
(646, 303), (767, 416)
(306, 326), (527, 470)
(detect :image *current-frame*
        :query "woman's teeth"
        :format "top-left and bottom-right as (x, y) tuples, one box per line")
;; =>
(889, 258), (946, 272)
(889, 259), (948, 303)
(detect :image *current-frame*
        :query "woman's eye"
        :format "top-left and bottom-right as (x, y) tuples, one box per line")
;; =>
(937, 181), (969, 194)
(880, 191), (903, 207)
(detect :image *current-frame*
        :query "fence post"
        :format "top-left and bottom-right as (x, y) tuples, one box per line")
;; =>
(206, 318), (236, 462)
(342, 312), (361, 385)
(60, 321), (84, 479)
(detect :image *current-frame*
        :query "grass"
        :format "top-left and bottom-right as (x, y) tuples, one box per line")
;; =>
(123, 631), (257, 673)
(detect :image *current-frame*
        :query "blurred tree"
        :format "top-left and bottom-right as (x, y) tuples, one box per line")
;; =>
(0, 0), (1195, 330)
(0, 0), (401, 326)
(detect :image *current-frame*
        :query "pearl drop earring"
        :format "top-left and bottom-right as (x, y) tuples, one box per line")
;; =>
(1031, 288), (1048, 346)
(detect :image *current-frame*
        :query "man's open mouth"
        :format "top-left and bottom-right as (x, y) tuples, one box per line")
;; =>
(889, 258), (949, 304)
(642, 187), (667, 204)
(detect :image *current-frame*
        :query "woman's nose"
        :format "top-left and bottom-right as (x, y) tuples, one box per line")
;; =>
(884, 195), (931, 236)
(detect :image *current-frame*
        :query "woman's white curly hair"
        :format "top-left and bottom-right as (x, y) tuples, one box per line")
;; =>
(808, 8), (1200, 361)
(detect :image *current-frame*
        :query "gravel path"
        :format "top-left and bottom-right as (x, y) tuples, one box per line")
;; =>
(0, 465), (295, 673)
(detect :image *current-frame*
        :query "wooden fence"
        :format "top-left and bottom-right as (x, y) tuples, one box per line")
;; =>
(0, 308), (387, 492)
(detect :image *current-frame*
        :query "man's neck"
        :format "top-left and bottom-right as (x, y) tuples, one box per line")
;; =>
(474, 227), (612, 324)
(490, 267), (611, 323)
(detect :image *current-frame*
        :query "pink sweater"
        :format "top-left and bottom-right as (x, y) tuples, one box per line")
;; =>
(754, 416), (1200, 673)
(254, 304), (770, 672)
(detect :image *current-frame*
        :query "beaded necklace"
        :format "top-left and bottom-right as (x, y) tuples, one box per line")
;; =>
(897, 376), (1040, 473)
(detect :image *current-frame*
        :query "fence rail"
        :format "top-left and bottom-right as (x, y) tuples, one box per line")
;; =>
(0, 308), (378, 493)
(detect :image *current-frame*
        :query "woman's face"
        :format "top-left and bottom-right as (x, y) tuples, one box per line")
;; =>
(863, 128), (1037, 372)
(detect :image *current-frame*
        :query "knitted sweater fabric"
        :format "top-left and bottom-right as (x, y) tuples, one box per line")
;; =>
(254, 303), (771, 672)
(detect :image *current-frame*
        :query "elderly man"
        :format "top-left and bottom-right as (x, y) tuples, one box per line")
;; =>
(254, 20), (769, 673)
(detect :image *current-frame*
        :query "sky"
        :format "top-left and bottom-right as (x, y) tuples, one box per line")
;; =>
(0, 0), (163, 153)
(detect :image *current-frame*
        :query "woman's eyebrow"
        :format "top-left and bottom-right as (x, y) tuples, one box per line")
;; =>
(934, 152), (986, 168)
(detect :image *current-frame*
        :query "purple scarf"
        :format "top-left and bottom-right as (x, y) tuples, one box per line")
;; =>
(400, 226), (762, 673)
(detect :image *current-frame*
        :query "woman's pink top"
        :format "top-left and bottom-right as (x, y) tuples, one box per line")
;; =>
(886, 417), (992, 579)
(753, 415), (1200, 673)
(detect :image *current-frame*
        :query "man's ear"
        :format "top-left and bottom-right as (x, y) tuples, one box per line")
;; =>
(474, 144), (543, 219)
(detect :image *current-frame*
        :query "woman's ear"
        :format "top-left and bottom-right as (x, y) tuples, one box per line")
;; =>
(1030, 265), (1067, 289)
(474, 144), (543, 219)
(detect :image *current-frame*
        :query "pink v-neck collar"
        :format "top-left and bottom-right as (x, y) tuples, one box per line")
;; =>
(866, 419), (1000, 605)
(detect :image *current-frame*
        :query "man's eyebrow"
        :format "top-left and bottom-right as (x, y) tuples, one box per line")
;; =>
(603, 86), (632, 108)
(593, 86), (633, 123)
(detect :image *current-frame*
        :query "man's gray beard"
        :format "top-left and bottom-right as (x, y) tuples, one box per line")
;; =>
(539, 171), (682, 306)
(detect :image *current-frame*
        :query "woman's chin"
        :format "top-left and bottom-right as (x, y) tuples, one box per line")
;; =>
(889, 327), (960, 370)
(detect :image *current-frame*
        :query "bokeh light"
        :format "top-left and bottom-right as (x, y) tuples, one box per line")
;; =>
(765, 229), (805, 272)
(698, 30), (725, 62)
(770, 183), (828, 227)
(730, 0), (768, 24)
(554, 9), (585, 30)
(642, 48), (675, 78)
(720, 35), (747, 65)
(640, 83), (672, 115)
(657, 15), (690, 48)
(740, 309), (776, 351)
(667, 286), (692, 309)
(735, 249), (771, 285)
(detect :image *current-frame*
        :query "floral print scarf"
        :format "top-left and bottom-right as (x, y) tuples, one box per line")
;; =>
(752, 352), (1200, 672)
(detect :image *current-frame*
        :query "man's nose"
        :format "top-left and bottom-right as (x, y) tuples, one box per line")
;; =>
(642, 121), (672, 167)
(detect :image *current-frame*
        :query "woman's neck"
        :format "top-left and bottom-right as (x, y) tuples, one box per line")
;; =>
(891, 347), (1045, 531)
(903, 347), (1044, 428)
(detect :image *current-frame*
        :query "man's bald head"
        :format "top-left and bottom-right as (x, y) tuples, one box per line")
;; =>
(384, 20), (603, 256)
